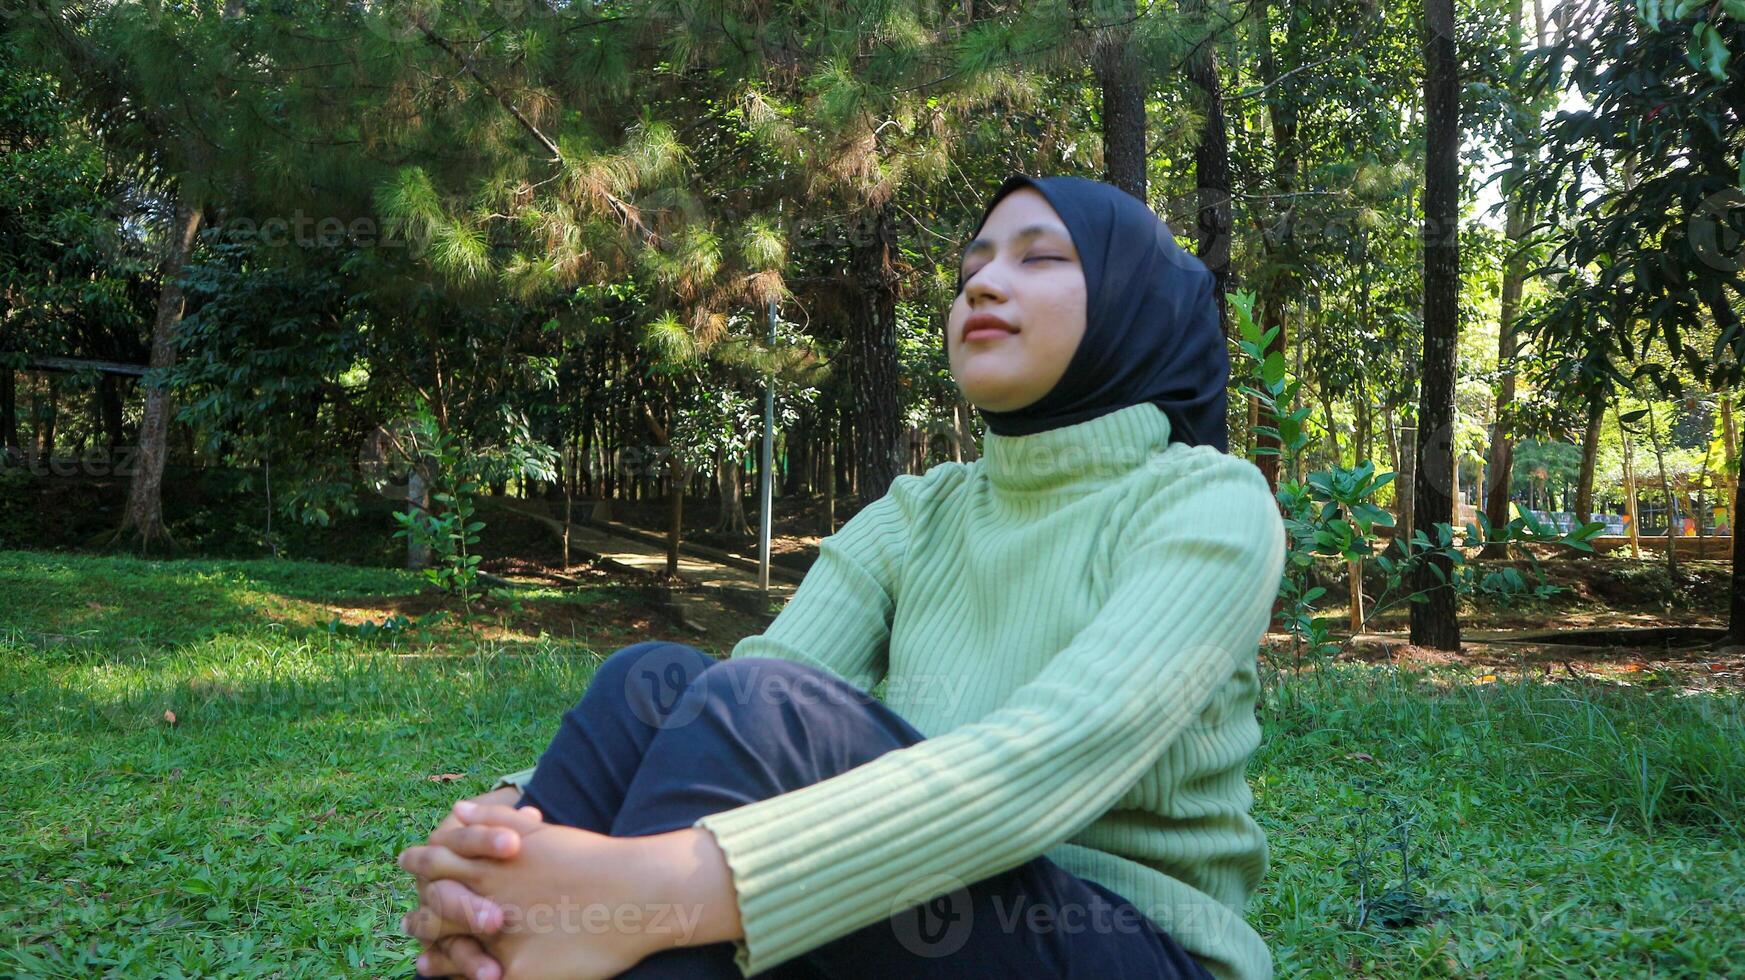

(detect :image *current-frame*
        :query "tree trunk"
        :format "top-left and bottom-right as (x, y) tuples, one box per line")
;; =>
(1382, 405), (1401, 551)
(1451, 451), (1462, 525)
(1320, 393), (1342, 466)
(1412, 0), (1462, 651)
(955, 398), (979, 462)
(562, 478), (573, 568)
(715, 449), (750, 536)
(1723, 393), (1738, 540)
(1349, 557), (1365, 632)
(1482, 0), (1535, 558)
(1245, 392), (1260, 462)
(580, 411), (595, 501)
(1254, 302), (1291, 491)
(1474, 454), (1484, 516)
(0, 368), (16, 457)
(666, 459), (686, 578)
(847, 203), (902, 503)
(35, 376), (59, 460)
(1090, 0), (1146, 201)
(1574, 393), (1604, 526)
(840, 401), (856, 500)
(785, 407), (810, 497)
(99, 374), (126, 453)
(1383, 404), (1398, 475)
(1619, 407), (1642, 559)
(1731, 446), (1745, 643)
(1184, 0), (1233, 332)
(1396, 418), (1417, 555)
(1696, 286), (1744, 641)
(1355, 381), (1371, 467)
(821, 426), (837, 536)
(1292, 337), (1307, 484)
(1696, 434), (1714, 545)
(1253, 0), (1300, 490)
(1646, 403), (1679, 578)
(117, 194), (203, 550)
(407, 460), (432, 571)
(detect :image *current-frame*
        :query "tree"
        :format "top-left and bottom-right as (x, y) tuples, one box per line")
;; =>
(0, 39), (154, 460)
(1478, 0), (1550, 557)
(1411, 0), (1462, 651)
(1079, 0), (1147, 198)
(11, 0), (238, 546)
(1517, 0), (1745, 643)
(1181, 0), (1234, 330)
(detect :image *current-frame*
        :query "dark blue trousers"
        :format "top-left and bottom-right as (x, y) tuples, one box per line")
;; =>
(419, 641), (1214, 979)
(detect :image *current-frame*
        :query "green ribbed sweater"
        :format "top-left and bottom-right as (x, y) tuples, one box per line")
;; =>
(505, 401), (1286, 979)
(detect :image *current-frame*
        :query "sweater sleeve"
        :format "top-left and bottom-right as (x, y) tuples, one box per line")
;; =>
(690, 452), (1287, 978)
(723, 467), (940, 694)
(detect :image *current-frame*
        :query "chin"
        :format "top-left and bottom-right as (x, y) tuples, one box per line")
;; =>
(960, 386), (1034, 413)
(954, 358), (1043, 409)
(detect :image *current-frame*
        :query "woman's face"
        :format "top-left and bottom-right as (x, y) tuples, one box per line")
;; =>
(947, 187), (1088, 413)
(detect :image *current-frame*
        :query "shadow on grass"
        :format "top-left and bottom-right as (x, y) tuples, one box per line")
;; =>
(0, 550), (695, 657)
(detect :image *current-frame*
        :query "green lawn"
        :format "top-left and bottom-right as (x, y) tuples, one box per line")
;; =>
(2, 549), (1741, 977)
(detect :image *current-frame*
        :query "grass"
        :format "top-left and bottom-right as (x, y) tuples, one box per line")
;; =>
(2, 549), (1741, 977)
(1252, 668), (1744, 976)
(1, 550), (429, 646)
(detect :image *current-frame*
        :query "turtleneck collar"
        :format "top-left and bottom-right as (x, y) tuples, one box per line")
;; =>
(979, 402), (1174, 494)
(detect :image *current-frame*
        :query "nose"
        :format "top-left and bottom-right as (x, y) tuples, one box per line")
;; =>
(962, 265), (1007, 306)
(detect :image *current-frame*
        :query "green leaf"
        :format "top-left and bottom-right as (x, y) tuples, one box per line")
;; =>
(1262, 351), (1287, 386)
(1704, 24), (1730, 81)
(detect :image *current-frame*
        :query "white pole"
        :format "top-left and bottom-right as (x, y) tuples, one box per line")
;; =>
(759, 295), (776, 594)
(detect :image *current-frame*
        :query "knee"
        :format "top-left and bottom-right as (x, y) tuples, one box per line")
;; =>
(577, 641), (716, 711)
(690, 656), (870, 714)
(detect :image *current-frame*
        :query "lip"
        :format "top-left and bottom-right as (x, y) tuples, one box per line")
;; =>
(962, 312), (1019, 342)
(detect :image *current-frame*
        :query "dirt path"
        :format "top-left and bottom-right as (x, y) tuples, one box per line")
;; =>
(1308, 625), (1745, 692)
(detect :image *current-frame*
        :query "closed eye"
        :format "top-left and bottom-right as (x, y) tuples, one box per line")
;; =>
(959, 255), (1069, 281)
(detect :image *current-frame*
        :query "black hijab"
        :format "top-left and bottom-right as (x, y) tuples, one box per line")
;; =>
(954, 174), (1229, 452)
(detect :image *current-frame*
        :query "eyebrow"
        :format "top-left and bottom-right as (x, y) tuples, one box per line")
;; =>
(960, 223), (1073, 263)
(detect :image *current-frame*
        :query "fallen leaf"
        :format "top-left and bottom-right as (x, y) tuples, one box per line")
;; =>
(1475, 674), (1497, 684)
(163, 710), (177, 726)
(427, 773), (465, 783)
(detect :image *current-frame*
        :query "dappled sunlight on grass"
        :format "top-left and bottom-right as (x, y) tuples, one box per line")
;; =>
(1, 550), (419, 647)
(0, 549), (702, 655)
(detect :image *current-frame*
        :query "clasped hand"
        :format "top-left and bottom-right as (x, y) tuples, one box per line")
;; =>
(396, 796), (679, 980)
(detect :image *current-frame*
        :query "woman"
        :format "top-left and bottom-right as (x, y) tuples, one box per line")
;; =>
(396, 174), (1286, 980)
